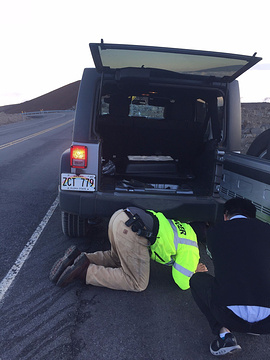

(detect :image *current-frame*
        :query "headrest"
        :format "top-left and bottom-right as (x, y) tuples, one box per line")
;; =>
(168, 99), (193, 121)
(109, 95), (130, 117)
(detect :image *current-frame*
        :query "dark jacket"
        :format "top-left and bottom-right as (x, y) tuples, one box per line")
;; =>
(207, 218), (270, 308)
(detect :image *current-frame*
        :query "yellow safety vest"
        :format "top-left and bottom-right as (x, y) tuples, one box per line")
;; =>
(148, 211), (199, 290)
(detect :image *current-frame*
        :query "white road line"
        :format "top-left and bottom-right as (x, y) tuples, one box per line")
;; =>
(0, 196), (59, 304)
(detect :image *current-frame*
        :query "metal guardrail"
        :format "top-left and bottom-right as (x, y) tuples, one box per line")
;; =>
(22, 110), (75, 116)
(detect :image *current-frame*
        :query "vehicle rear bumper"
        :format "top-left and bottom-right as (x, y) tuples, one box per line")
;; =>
(59, 189), (224, 223)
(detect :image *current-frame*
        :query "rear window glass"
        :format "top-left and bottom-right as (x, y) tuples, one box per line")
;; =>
(99, 93), (224, 128)
(91, 43), (261, 82)
(130, 97), (164, 119)
(100, 95), (165, 119)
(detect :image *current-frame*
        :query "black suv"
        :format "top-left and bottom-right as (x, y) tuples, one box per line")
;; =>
(59, 42), (261, 236)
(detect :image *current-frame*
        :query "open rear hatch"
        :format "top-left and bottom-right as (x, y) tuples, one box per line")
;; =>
(90, 42), (261, 82)
(91, 42), (261, 196)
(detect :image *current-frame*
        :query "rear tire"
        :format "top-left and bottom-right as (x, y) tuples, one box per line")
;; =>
(61, 211), (88, 237)
(246, 129), (270, 159)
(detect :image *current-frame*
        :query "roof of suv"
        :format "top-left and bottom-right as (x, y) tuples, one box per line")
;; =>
(90, 42), (261, 83)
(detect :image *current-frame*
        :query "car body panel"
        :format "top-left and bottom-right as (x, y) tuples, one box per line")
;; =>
(220, 152), (270, 223)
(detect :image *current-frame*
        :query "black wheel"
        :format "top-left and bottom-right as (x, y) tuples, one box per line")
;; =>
(246, 129), (270, 159)
(61, 211), (88, 237)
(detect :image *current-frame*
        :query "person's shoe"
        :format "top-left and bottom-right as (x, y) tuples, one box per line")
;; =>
(56, 253), (89, 288)
(49, 246), (81, 283)
(210, 333), (241, 356)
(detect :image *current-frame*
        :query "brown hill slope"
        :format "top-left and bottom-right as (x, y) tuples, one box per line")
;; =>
(0, 80), (80, 114)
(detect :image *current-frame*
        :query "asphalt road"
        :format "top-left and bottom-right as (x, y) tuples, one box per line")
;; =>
(0, 112), (269, 360)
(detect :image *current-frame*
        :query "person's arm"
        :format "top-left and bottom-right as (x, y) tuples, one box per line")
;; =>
(172, 246), (200, 290)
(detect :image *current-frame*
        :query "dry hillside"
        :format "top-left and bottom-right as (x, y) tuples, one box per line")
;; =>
(0, 80), (80, 114)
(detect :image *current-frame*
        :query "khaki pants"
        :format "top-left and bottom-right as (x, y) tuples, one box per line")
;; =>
(85, 210), (150, 292)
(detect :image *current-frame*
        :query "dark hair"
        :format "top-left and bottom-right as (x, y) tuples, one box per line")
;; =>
(224, 198), (256, 218)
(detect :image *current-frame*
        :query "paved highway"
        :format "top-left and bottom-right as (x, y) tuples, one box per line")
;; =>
(0, 112), (269, 359)
(0, 112), (73, 281)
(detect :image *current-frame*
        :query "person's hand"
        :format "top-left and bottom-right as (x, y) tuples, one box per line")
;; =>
(195, 262), (208, 273)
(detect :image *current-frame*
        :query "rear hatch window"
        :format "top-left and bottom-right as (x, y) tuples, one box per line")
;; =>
(90, 42), (261, 82)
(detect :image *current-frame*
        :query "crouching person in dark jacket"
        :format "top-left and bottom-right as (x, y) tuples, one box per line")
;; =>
(190, 198), (270, 356)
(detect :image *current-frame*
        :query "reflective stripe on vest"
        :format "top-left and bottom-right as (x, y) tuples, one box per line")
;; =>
(168, 219), (198, 277)
(168, 220), (198, 250)
(173, 262), (194, 277)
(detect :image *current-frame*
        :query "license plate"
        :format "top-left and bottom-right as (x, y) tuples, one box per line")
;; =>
(61, 173), (95, 191)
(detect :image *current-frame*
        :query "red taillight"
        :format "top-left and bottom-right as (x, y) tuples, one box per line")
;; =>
(70, 145), (88, 168)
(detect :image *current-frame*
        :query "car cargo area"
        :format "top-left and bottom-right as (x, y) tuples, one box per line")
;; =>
(96, 81), (223, 197)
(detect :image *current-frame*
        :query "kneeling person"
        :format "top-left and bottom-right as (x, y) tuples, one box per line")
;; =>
(50, 208), (207, 291)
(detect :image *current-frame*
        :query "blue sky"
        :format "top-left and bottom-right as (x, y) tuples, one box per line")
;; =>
(1, 0), (270, 106)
